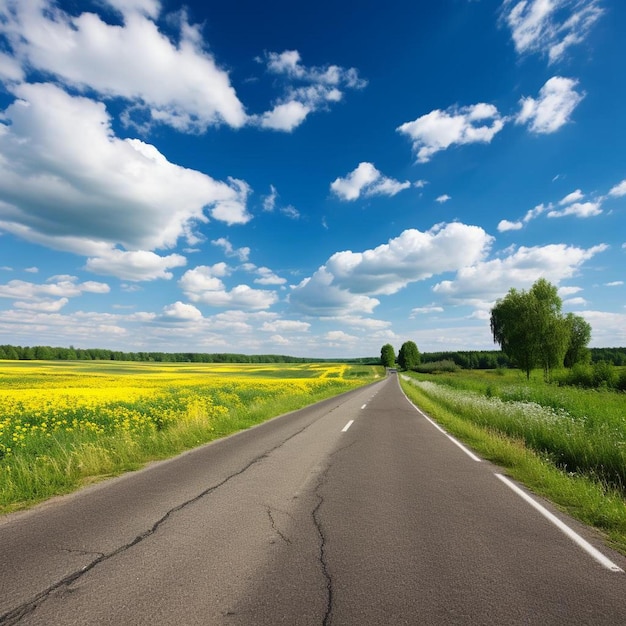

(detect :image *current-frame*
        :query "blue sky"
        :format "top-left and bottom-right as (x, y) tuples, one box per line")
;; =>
(0, 0), (624, 357)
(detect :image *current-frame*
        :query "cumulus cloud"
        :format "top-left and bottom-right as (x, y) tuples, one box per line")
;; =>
(289, 223), (493, 316)
(0, 0), (247, 132)
(0, 83), (251, 272)
(161, 301), (203, 321)
(261, 320), (311, 333)
(0, 276), (110, 304)
(609, 180), (626, 198)
(559, 189), (584, 205)
(179, 265), (278, 310)
(85, 249), (187, 281)
(330, 162), (411, 201)
(324, 223), (493, 296)
(397, 103), (504, 163)
(289, 269), (380, 316)
(547, 201), (602, 218)
(254, 267), (287, 286)
(433, 243), (608, 308)
(436, 194), (451, 204)
(497, 219), (523, 232)
(255, 50), (366, 132)
(517, 76), (584, 134)
(211, 238), (250, 262)
(324, 330), (359, 344)
(500, 0), (603, 63)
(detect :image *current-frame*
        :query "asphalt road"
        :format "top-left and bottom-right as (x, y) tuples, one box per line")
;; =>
(1, 373), (625, 625)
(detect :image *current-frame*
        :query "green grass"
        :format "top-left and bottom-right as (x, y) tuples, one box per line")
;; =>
(400, 371), (626, 555)
(0, 362), (381, 514)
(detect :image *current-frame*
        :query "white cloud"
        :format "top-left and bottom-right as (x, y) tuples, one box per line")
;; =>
(0, 83), (251, 260)
(85, 249), (187, 281)
(397, 103), (504, 162)
(330, 162), (411, 201)
(501, 0), (603, 63)
(411, 305), (444, 316)
(259, 101), (310, 131)
(516, 76), (584, 134)
(255, 50), (366, 132)
(608, 180), (626, 198)
(289, 223), (493, 315)
(254, 267), (287, 286)
(605, 281), (623, 287)
(0, 0), (247, 132)
(325, 223), (493, 296)
(211, 238), (250, 262)
(289, 269), (380, 316)
(324, 330), (358, 343)
(0, 276), (110, 301)
(179, 265), (278, 310)
(433, 243), (608, 307)
(575, 310), (626, 347)
(558, 286), (583, 296)
(263, 185), (278, 211)
(436, 194), (451, 204)
(161, 301), (203, 321)
(547, 201), (602, 218)
(560, 189), (584, 205)
(414, 180), (428, 188)
(497, 219), (523, 232)
(563, 296), (587, 306)
(14, 297), (69, 312)
(523, 203), (550, 223)
(261, 320), (310, 333)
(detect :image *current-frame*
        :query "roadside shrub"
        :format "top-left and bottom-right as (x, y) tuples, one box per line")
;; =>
(593, 360), (617, 389)
(415, 360), (460, 374)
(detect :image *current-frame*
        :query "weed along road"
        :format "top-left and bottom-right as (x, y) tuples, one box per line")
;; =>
(1, 374), (626, 625)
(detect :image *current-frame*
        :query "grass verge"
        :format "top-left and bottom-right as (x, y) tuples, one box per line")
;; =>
(0, 379), (371, 515)
(399, 377), (626, 556)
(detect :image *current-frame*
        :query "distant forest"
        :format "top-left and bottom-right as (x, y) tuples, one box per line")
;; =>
(0, 344), (625, 368)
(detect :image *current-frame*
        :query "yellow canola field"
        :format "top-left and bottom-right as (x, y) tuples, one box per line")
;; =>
(0, 361), (365, 458)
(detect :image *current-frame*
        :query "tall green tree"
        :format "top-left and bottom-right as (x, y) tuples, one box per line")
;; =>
(398, 341), (420, 371)
(491, 287), (537, 379)
(529, 278), (570, 381)
(380, 343), (396, 368)
(563, 313), (592, 368)
(491, 278), (575, 380)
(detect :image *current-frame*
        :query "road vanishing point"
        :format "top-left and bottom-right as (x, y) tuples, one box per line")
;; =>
(1, 373), (625, 625)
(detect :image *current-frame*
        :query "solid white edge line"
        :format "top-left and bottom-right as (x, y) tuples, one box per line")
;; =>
(342, 420), (354, 432)
(405, 393), (482, 463)
(495, 473), (624, 573)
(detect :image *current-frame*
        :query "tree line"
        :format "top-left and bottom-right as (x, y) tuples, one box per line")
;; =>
(0, 345), (377, 364)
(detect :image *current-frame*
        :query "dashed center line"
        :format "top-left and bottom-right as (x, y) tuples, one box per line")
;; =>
(341, 420), (354, 432)
(361, 404), (367, 409)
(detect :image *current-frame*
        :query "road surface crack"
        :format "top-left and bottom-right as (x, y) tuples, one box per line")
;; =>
(0, 418), (325, 626)
(266, 506), (292, 545)
(312, 440), (356, 626)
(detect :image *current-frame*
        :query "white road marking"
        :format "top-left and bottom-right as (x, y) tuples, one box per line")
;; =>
(409, 401), (482, 462)
(495, 474), (624, 573)
(361, 404), (367, 409)
(342, 420), (354, 432)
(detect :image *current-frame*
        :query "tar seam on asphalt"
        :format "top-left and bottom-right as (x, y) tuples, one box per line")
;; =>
(0, 393), (364, 626)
